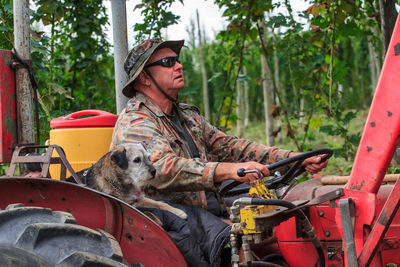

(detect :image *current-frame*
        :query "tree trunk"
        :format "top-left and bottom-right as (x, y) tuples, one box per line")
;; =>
(378, 0), (398, 57)
(183, 18), (197, 90)
(186, 18), (196, 51)
(259, 18), (274, 147)
(243, 66), (250, 128)
(372, 26), (382, 77)
(196, 9), (210, 120)
(299, 96), (305, 123)
(181, 50), (189, 88)
(272, 29), (282, 142)
(368, 26), (382, 92)
(367, 37), (378, 90)
(236, 78), (243, 137)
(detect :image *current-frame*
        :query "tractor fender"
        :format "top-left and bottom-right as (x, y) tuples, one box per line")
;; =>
(0, 177), (187, 267)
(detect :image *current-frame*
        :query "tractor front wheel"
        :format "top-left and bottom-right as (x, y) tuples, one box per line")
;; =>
(0, 204), (128, 267)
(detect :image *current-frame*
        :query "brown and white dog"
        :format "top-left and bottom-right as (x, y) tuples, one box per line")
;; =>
(68, 143), (187, 219)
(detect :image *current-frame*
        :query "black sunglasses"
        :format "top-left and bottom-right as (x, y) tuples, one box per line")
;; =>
(144, 56), (180, 68)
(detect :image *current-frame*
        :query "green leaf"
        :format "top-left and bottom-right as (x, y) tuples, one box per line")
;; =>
(80, 26), (90, 33)
(343, 111), (357, 124)
(337, 20), (363, 37)
(349, 134), (361, 145)
(0, 26), (12, 31)
(310, 117), (323, 130)
(306, 3), (326, 17)
(319, 125), (335, 135)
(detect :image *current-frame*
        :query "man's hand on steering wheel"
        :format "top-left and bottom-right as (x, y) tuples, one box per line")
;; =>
(214, 162), (269, 184)
(288, 152), (329, 173)
(215, 151), (329, 186)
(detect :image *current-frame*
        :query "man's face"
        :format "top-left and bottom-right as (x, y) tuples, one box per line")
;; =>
(145, 47), (185, 98)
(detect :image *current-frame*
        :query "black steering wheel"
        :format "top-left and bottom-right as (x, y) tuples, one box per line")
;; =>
(219, 148), (333, 197)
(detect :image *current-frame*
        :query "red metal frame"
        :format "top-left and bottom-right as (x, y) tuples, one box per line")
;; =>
(0, 50), (17, 163)
(0, 178), (187, 266)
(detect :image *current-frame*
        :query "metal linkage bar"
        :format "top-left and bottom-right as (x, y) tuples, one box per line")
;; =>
(339, 198), (358, 267)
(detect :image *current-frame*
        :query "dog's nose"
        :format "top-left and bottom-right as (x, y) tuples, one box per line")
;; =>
(150, 168), (156, 177)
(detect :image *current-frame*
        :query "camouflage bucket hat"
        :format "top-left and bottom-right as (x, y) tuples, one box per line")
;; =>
(122, 38), (185, 98)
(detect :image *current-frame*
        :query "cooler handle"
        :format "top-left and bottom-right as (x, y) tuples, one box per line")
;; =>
(63, 109), (114, 120)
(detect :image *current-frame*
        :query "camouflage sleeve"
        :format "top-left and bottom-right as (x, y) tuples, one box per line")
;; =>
(111, 111), (217, 192)
(202, 117), (291, 165)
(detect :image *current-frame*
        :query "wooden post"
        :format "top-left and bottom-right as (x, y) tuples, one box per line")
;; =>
(13, 0), (34, 146)
(258, 16), (274, 146)
(111, 0), (129, 114)
(196, 9), (210, 120)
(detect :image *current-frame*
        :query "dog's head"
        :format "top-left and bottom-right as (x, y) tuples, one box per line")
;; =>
(110, 143), (156, 186)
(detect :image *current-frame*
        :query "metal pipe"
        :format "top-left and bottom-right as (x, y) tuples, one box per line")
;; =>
(13, 0), (34, 146)
(230, 231), (240, 267)
(232, 197), (253, 207)
(322, 174), (399, 185)
(111, 0), (129, 114)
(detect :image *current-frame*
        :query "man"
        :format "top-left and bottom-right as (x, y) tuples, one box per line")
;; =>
(111, 38), (327, 217)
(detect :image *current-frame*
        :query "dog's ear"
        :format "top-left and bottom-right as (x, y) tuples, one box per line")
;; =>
(110, 149), (129, 170)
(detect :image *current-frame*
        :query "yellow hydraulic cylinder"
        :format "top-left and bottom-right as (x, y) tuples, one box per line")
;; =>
(240, 179), (276, 234)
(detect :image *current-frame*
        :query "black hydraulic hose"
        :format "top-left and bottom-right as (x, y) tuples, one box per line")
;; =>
(234, 198), (325, 267)
(247, 254), (286, 267)
(249, 198), (297, 209)
(260, 254), (285, 263)
(248, 261), (283, 267)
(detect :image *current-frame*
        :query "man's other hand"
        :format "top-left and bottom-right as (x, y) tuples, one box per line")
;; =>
(289, 152), (329, 173)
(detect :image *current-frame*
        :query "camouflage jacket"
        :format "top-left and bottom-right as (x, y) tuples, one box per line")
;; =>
(111, 92), (291, 211)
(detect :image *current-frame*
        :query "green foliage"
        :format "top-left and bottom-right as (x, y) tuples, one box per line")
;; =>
(319, 111), (361, 160)
(0, 0), (13, 49)
(30, 0), (115, 142)
(0, 163), (7, 176)
(388, 163), (400, 175)
(133, 0), (183, 41)
(212, 0), (277, 128)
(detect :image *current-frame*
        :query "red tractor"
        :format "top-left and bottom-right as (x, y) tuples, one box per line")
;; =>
(1, 4), (400, 267)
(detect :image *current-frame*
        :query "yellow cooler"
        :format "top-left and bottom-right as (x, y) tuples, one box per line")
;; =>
(49, 109), (118, 179)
